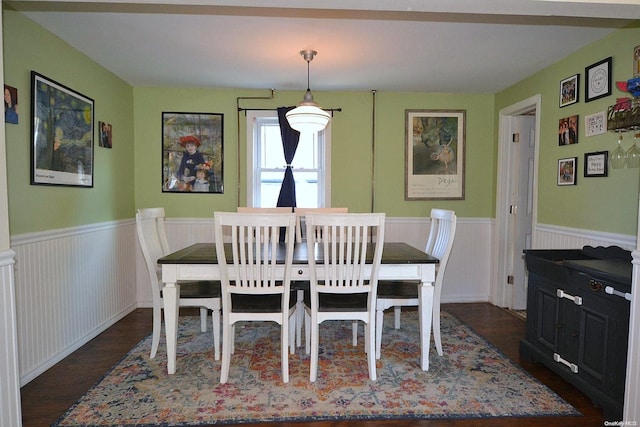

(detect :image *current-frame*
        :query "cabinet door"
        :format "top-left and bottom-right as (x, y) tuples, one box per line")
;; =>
(528, 273), (560, 355)
(574, 271), (629, 401)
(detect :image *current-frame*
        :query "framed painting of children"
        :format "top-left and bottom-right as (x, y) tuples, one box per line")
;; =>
(161, 112), (224, 193)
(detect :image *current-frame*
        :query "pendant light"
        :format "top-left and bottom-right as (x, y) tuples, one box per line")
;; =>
(286, 50), (331, 133)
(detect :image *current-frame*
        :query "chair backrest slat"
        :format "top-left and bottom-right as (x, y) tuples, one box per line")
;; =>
(424, 209), (457, 273)
(294, 207), (348, 243)
(215, 212), (296, 294)
(306, 213), (385, 292)
(136, 207), (171, 303)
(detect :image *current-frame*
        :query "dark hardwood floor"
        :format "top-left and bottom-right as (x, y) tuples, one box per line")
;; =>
(20, 303), (606, 427)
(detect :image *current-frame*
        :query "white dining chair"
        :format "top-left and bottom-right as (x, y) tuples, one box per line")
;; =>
(375, 208), (457, 359)
(214, 211), (297, 384)
(136, 207), (221, 360)
(292, 207), (349, 348)
(303, 212), (385, 382)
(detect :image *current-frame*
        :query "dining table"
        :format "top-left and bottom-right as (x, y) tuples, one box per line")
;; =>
(158, 241), (438, 375)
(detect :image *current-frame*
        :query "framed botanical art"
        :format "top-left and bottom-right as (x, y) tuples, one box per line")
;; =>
(584, 151), (608, 177)
(30, 71), (94, 187)
(558, 157), (577, 186)
(405, 109), (465, 200)
(559, 74), (579, 107)
(585, 57), (612, 102)
(162, 112), (224, 193)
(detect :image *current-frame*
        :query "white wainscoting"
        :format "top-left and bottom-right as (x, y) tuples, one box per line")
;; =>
(0, 249), (21, 427)
(136, 217), (495, 307)
(534, 223), (636, 251)
(11, 220), (138, 385)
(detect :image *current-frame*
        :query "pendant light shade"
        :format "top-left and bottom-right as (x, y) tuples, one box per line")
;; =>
(286, 50), (330, 133)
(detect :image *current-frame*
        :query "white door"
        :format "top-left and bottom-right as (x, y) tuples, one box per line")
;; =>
(510, 115), (536, 310)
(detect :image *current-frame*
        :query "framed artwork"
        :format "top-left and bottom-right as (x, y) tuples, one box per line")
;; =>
(558, 114), (579, 145)
(98, 121), (112, 148)
(585, 57), (612, 102)
(634, 44), (640, 77)
(30, 71), (94, 187)
(405, 109), (465, 200)
(584, 111), (607, 136)
(4, 84), (19, 124)
(162, 112), (224, 193)
(558, 157), (577, 186)
(559, 74), (579, 107)
(584, 151), (608, 177)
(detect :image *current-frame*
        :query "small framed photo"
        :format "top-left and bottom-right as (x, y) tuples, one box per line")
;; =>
(584, 111), (607, 136)
(584, 151), (608, 177)
(559, 74), (579, 107)
(585, 57), (612, 102)
(98, 121), (112, 148)
(558, 157), (577, 186)
(558, 115), (579, 145)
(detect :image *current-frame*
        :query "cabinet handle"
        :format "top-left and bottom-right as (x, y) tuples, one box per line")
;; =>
(556, 289), (583, 305)
(605, 286), (632, 301)
(553, 352), (579, 373)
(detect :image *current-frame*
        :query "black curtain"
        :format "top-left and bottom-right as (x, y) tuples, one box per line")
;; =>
(276, 107), (300, 209)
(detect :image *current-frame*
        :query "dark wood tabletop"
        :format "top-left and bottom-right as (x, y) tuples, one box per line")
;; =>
(158, 242), (438, 265)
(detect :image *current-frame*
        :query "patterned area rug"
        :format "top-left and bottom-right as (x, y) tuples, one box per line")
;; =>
(53, 311), (578, 426)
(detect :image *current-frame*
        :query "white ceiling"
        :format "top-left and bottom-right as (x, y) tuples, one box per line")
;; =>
(7, 0), (640, 93)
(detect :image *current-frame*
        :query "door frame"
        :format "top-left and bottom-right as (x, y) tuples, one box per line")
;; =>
(492, 94), (541, 308)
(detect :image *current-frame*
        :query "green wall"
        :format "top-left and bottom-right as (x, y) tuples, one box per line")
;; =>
(3, 8), (135, 235)
(496, 25), (640, 236)
(7, 6), (638, 237)
(133, 87), (496, 219)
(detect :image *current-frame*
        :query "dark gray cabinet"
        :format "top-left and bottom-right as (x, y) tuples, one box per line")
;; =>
(520, 247), (632, 420)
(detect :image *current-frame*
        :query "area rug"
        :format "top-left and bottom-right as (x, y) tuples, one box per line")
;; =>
(52, 311), (579, 426)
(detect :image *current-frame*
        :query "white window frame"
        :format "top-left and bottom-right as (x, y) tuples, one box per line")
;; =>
(245, 110), (331, 208)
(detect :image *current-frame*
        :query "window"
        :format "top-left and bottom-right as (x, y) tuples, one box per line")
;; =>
(246, 111), (330, 208)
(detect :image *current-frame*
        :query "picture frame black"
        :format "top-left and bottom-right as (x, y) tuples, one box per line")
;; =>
(585, 57), (612, 102)
(558, 114), (579, 145)
(405, 109), (466, 200)
(559, 74), (579, 107)
(584, 151), (608, 177)
(162, 112), (224, 193)
(558, 157), (577, 186)
(30, 71), (94, 187)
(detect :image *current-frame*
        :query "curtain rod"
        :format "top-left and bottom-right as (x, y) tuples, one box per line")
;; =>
(238, 107), (342, 114)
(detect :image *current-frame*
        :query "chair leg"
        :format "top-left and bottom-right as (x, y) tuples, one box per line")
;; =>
(289, 313), (296, 355)
(200, 307), (207, 332)
(296, 289), (304, 347)
(394, 306), (401, 329)
(433, 288), (443, 356)
(366, 319), (377, 381)
(310, 316), (319, 382)
(212, 306), (221, 361)
(220, 314), (232, 384)
(281, 316), (290, 383)
(375, 308), (384, 360)
(151, 305), (162, 359)
(352, 322), (358, 346)
(304, 310), (311, 355)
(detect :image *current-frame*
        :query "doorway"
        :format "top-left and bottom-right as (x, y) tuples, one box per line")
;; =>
(493, 95), (541, 310)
